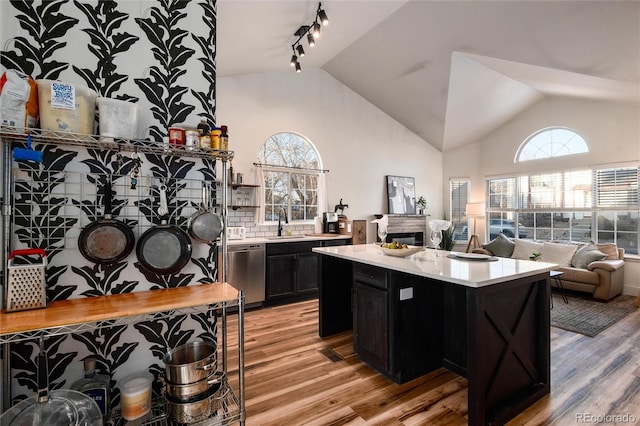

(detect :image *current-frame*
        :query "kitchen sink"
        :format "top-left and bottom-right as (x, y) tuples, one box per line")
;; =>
(265, 235), (302, 240)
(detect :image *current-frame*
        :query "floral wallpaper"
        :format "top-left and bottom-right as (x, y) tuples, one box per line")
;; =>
(1, 0), (220, 410)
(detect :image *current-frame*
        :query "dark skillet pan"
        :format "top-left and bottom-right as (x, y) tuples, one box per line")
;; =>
(136, 185), (192, 275)
(78, 180), (135, 264)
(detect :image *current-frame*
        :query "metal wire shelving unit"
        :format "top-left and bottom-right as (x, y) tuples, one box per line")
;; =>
(0, 285), (245, 425)
(0, 126), (244, 425)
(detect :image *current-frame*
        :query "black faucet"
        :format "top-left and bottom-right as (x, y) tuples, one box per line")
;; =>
(277, 208), (288, 236)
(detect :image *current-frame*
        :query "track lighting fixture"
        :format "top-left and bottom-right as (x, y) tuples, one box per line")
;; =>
(289, 2), (329, 72)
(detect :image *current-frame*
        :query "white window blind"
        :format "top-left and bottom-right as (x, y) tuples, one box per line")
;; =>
(450, 180), (469, 239)
(595, 167), (639, 209)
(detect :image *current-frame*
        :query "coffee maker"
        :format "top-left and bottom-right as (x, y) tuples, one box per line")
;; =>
(322, 212), (339, 233)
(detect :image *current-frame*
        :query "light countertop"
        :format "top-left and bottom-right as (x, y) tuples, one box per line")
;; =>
(313, 244), (558, 288)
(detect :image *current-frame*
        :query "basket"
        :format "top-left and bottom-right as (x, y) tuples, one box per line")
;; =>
(6, 248), (47, 312)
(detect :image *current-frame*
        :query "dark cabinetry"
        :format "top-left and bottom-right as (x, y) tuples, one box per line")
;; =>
(352, 263), (443, 383)
(266, 239), (349, 305)
(353, 264), (388, 371)
(266, 241), (320, 302)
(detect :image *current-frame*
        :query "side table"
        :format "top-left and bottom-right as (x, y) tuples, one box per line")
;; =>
(549, 270), (568, 308)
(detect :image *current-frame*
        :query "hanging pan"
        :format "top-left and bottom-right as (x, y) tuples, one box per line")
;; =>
(136, 184), (192, 275)
(78, 180), (135, 264)
(188, 182), (223, 244)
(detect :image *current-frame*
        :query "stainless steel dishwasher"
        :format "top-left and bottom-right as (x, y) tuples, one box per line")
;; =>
(227, 243), (265, 307)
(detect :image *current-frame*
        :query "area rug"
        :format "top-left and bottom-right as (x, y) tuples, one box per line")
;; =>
(550, 293), (637, 337)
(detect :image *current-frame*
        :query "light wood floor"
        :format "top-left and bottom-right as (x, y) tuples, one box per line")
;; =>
(222, 297), (640, 425)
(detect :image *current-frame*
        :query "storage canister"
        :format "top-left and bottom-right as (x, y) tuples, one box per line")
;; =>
(169, 126), (185, 145)
(97, 97), (139, 140)
(37, 79), (97, 134)
(185, 128), (199, 151)
(119, 372), (153, 421)
(210, 127), (221, 150)
(199, 134), (211, 149)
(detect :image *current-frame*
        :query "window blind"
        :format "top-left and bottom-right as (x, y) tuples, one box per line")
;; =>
(595, 167), (639, 208)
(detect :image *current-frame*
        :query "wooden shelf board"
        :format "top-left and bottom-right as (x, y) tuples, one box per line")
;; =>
(0, 282), (239, 337)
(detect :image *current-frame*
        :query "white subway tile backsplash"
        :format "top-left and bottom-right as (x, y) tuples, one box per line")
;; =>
(225, 210), (315, 238)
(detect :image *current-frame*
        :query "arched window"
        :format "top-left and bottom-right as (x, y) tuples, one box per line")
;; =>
(516, 127), (588, 162)
(257, 132), (325, 222)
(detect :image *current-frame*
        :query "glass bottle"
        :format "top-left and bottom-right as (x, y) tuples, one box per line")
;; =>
(220, 125), (229, 150)
(70, 357), (111, 422)
(197, 119), (210, 136)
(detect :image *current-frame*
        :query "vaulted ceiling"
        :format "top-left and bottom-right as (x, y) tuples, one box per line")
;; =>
(217, 0), (640, 152)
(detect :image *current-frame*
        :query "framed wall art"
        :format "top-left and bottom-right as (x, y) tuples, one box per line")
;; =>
(386, 175), (416, 214)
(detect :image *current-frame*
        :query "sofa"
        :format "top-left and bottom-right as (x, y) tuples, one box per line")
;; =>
(474, 234), (625, 301)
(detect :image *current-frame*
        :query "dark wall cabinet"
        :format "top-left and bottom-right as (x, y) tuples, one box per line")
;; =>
(352, 263), (444, 383)
(266, 239), (348, 305)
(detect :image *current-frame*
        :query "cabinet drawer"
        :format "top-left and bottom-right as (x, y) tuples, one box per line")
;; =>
(353, 263), (387, 289)
(322, 239), (349, 247)
(266, 240), (321, 256)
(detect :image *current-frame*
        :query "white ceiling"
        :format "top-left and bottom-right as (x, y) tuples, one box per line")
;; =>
(217, 0), (640, 152)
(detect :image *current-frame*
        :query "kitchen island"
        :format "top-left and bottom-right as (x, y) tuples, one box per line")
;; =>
(313, 244), (557, 426)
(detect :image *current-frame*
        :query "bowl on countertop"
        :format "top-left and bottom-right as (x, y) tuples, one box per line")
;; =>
(378, 246), (424, 257)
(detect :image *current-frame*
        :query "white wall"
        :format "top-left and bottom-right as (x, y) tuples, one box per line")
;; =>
(217, 68), (443, 241)
(444, 95), (640, 295)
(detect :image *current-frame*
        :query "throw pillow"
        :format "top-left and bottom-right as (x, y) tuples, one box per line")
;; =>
(571, 241), (607, 269)
(595, 243), (619, 260)
(540, 242), (577, 267)
(511, 239), (544, 260)
(483, 233), (516, 257)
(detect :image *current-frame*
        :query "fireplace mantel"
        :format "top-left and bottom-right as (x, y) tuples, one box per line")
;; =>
(374, 214), (428, 234)
(374, 214), (429, 244)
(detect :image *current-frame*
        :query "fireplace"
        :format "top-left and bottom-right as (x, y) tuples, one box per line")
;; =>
(375, 214), (427, 246)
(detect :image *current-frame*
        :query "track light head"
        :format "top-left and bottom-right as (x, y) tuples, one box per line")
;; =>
(290, 54), (298, 67)
(296, 44), (305, 57)
(307, 32), (315, 47)
(295, 62), (302, 73)
(312, 21), (321, 39)
(318, 8), (328, 25)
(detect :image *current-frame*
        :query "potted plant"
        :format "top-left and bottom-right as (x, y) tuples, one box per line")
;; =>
(432, 214), (456, 250)
(416, 196), (427, 215)
(440, 223), (456, 250)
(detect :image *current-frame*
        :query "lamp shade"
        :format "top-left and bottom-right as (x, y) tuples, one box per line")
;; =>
(465, 202), (485, 217)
